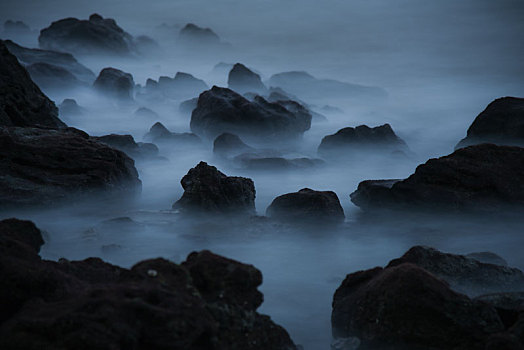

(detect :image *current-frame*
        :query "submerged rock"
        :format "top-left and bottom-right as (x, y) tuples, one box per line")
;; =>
(93, 67), (134, 100)
(173, 161), (256, 215)
(266, 188), (345, 224)
(350, 144), (524, 213)
(0, 40), (64, 128)
(92, 134), (159, 159)
(228, 63), (266, 94)
(190, 86), (311, 143)
(0, 218), (298, 350)
(456, 97), (524, 149)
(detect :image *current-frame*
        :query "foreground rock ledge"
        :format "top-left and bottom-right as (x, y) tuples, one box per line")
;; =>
(0, 218), (298, 350)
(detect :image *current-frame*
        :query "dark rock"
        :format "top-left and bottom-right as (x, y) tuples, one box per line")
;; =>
(266, 188), (345, 224)
(467, 252), (509, 266)
(475, 292), (524, 329)
(38, 14), (134, 55)
(173, 161), (256, 215)
(457, 97), (524, 149)
(332, 262), (504, 349)
(144, 122), (202, 146)
(268, 71), (387, 101)
(350, 144), (524, 213)
(133, 107), (159, 119)
(318, 124), (408, 158)
(190, 86), (311, 143)
(387, 246), (524, 296)
(26, 62), (80, 89)
(0, 218), (297, 350)
(179, 23), (220, 45)
(155, 72), (208, 100)
(59, 98), (85, 117)
(92, 134), (159, 159)
(228, 63), (266, 94)
(235, 155), (324, 171)
(213, 132), (254, 158)
(0, 127), (141, 208)
(179, 97), (198, 114)
(93, 67), (134, 100)
(0, 40), (64, 128)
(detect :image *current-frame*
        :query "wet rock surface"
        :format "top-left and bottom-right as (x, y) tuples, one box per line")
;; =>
(173, 161), (256, 215)
(350, 144), (524, 213)
(0, 218), (297, 350)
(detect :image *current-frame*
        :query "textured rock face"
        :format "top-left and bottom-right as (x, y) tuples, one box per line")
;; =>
(350, 144), (524, 213)
(228, 63), (266, 94)
(190, 86), (311, 143)
(266, 188), (345, 224)
(387, 246), (524, 296)
(318, 124), (407, 157)
(332, 263), (505, 350)
(173, 161), (256, 215)
(0, 40), (64, 128)
(92, 134), (159, 159)
(457, 97), (524, 149)
(38, 14), (134, 55)
(0, 127), (141, 208)
(0, 218), (297, 350)
(93, 67), (135, 99)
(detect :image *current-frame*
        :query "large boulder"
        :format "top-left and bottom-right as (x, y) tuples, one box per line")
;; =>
(350, 144), (524, 213)
(38, 14), (134, 55)
(456, 97), (524, 149)
(332, 262), (505, 349)
(93, 67), (134, 100)
(318, 124), (408, 158)
(92, 134), (159, 159)
(4, 39), (95, 84)
(266, 188), (345, 224)
(173, 161), (256, 215)
(0, 218), (298, 350)
(190, 86), (311, 143)
(387, 246), (524, 296)
(0, 40), (64, 128)
(228, 63), (266, 94)
(0, 127), (141, 208)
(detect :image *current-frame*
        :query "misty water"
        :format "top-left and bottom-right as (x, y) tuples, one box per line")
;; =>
(2, 0), (524, 349)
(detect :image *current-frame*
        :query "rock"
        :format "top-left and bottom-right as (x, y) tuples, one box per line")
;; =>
(173, 161), (256, 215)
(38, 14), (135, 55)
(213, 132), (254, 158)
(0, 127), (141, 208)
(133, 107), (159, 119)
(3, 20), (31, 36)
(190, 86), (311, 143)
(387, 246), (524, 296)
(26, 62), (80, 89)
(350, 144), (524, 213)
(228, 63), (266, 94)
(179, 23), (220, 45)
(179, 97), (198, 114)
(0, 40), (64, 128)
(235, 155), (324, 171)
(4, 39), (95, 83)
(266, 188), (345, 224)
(134, 35), (161, 55)
(268, 71), (387, 101)
(467, 252), (509, 266)
(93, 67), (134, 100)
(155, 72), (208, 100)
(318, 124), (408, 158)
(332, 262), (505, 349)
(457, 97), (524, 149)
(144, 122), (202, 146)
(475, 292), (524, 328)
(0, 218), (298, 350)
(92, 134), (159, 159)
(59, 98), (85, 117)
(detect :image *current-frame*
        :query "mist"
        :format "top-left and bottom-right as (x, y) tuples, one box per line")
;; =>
(1, 0), (524, 349)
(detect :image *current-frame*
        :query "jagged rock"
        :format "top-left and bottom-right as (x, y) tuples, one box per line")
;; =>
(213, 132), (254, 158)
(59, 98), (85, 117)
(144, 122), (201, 146)
(266, 188), (345, 224)
(387, 246), (524, 296)
(228, 63), (266, 94)
(350, 144), (524, 213)
(133, 107), (159, 119)
(39, 14), (134, 55)
(179, 23), (220, 45)
(456, 97), (524, 149)
(0, 218), (298, 350)
(268, 71), (387, 101)
(26, 62), (80, 89)
(173, 161), (256, 215)
(0, 40), (64, 128)
(332, 262), (505, 349)
(190, 86), (311, 143)
(0, 127), (141, 208)
(92, 134), (159, 159)
(4, 39), (95, 83)
(318, 124), (408, 158)
(93, 67), (134, 100)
